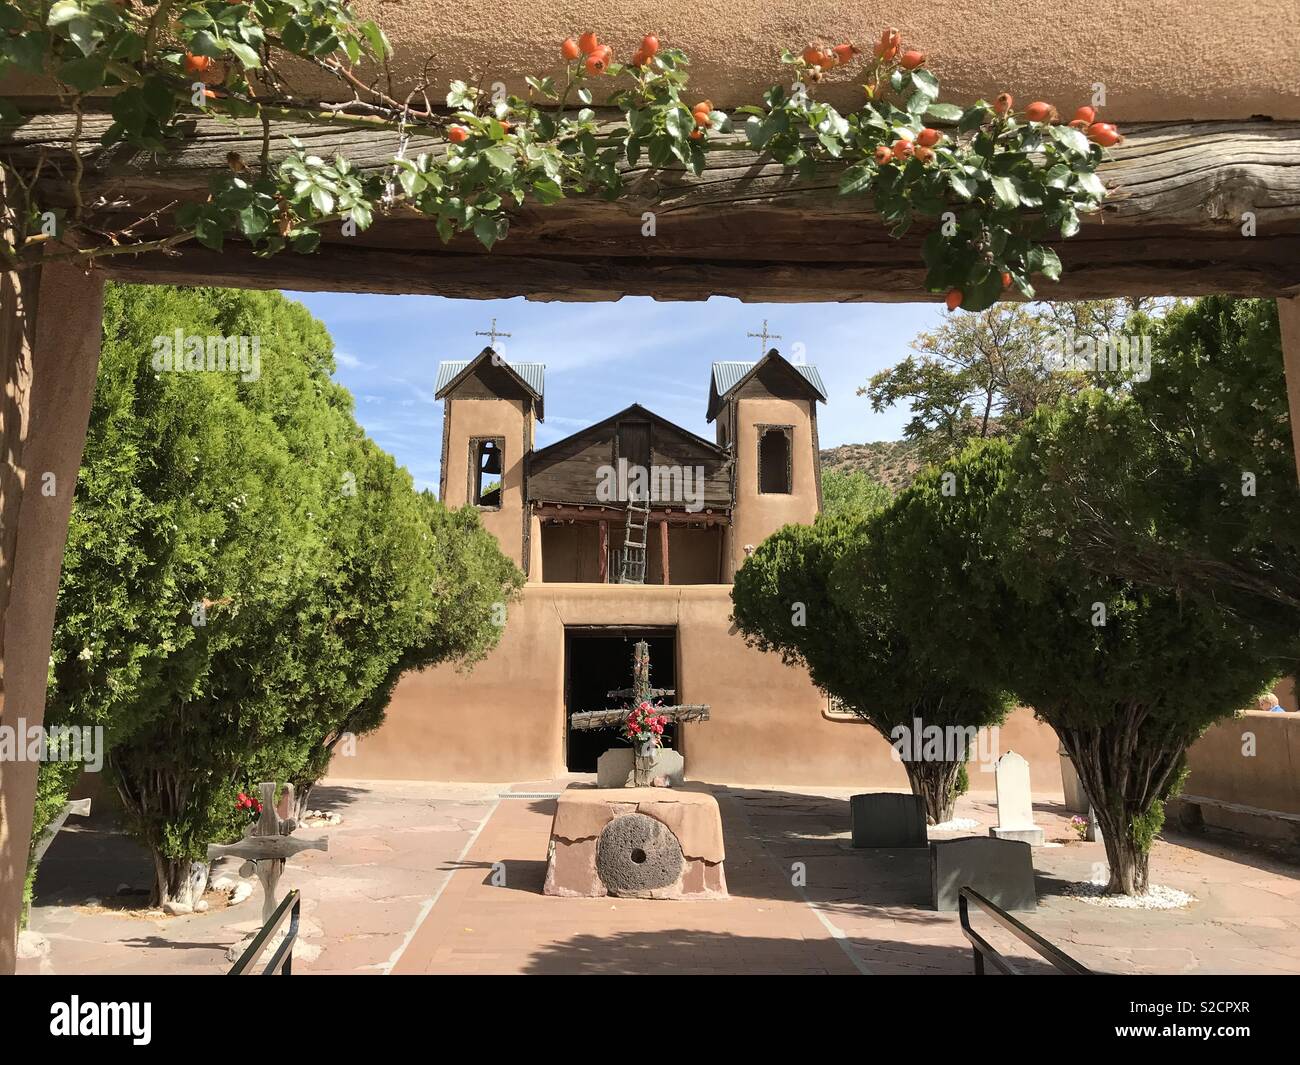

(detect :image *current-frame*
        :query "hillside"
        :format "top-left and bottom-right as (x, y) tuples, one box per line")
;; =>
(819, 440), (925, 492)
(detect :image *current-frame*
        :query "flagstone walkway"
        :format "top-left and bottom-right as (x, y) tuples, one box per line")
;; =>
(390, 783), (861, 975)
(20, 777), (1300, 975)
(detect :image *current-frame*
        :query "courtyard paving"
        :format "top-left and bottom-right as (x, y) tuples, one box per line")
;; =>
(19, 778), (1300, 975)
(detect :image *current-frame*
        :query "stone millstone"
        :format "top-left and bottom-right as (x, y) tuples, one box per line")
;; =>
(595, 813), (684, 897)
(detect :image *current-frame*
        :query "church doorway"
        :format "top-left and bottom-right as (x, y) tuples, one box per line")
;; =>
(564, 627), (678, 773)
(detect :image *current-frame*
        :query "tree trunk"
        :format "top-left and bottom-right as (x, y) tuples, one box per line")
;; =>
(1056, 708), (1188, 896)
(149, 853), (209, 909)
(292, 783), (314, 822)
(902, 759), (963, 825)
(1095, 810), (1148, 895)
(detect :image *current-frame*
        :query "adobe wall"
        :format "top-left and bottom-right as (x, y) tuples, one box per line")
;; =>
(1182, 710), (1300, 816)
(727, 397), (819, 577)
(440, 395), (530, 566)
(340, 3), (1299, 122)
(335, 582), (1064, 791)
(5, 3), (1295, 120)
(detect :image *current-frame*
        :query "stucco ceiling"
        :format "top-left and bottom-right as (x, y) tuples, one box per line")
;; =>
(343, 1), (1300, 121)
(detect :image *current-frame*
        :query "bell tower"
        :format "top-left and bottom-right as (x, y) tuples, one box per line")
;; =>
(435, 347), (544, 571)
(706, 350), (826, 579)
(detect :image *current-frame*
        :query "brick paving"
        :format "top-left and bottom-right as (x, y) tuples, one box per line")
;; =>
(392, 783), (860, 974)
(20, 778), (1300, 976)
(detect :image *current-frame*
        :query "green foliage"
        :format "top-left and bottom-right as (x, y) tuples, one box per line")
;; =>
(863, 299), (1160, 463)
(952, 761), (969, 800)
(880, 439), (1283, 745)
(1009, 297), (1300, 644)
(731, 505), (1010, 749)
(40, 282), (521, 902)
(820, 467), (892, 519)
(3, 6), (1113, 306)
(731, 500), (1009, 822)
(870, 348), (1293, 890)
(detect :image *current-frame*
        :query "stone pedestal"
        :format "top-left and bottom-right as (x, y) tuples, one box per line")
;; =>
(850, 793), (928, 848)
(596, 747), (685, 788)
(991, 826), (1045, 845)
(543, 785), (726, 899)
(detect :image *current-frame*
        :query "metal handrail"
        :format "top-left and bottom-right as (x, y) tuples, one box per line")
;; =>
(958, 886), (1093, 975)
(227, 889), (301, 975)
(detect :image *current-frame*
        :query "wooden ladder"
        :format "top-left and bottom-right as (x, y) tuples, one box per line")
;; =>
(618, 492), (650, 584)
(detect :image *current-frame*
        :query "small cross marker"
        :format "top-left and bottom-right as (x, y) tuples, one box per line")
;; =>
(747, 319), (781, 355)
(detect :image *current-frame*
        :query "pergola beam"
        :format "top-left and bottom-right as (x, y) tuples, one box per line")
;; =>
(4, 113), (1299, 300)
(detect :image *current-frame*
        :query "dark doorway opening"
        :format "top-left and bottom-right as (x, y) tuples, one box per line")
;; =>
(564, 628), (678, 773)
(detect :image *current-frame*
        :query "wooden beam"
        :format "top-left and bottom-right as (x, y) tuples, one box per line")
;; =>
(660, 520), (670, 586)
(6, 114), (1300, 300)
(533, 502), (729, 525)
(598, 520), (608, 584)
(0, 249), (104, 974)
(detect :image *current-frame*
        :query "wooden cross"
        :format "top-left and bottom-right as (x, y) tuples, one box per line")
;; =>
(475, 317), (511, 346)
(30, 798), (91, 867)
(569, 641), (709, 785)
(206, 782), (327, 925)
(747, 319), (781, 356)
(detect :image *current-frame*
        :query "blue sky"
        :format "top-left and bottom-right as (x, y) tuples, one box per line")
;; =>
(284, 292), (945, 494)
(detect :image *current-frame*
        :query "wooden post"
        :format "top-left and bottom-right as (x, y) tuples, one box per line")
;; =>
(598, 519), (608, 583)
(1278, 296), (1300, 485)
(659, 519), (670, 585)
(0, 245), (105, 974)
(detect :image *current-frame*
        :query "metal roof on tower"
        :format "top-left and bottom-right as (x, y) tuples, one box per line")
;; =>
(435, 357), (546, 398)
(710, 359), (827, 400)
(435, 348), (546, 419)
(706, 351), (827, 421)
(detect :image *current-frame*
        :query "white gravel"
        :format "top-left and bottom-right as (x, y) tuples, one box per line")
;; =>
(1064, 879), (1196, 910)
(929, 817), (980, 832)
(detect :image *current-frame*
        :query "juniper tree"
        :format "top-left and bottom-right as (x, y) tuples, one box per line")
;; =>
(42, 283), (521, 906)
(731, 504), (1010, 824)
(874, 437), (1286, 894)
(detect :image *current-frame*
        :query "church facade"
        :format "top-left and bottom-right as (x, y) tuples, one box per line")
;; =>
(341, 347), (1059, 787)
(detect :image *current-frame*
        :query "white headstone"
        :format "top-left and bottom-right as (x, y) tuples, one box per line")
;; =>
(989, 750), (1043, 845)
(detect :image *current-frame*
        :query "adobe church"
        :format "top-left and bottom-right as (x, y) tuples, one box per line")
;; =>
(342, 346), (1057, 787)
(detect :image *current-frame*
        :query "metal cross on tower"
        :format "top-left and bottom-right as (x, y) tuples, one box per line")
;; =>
(747, 319), (781, 355)
(475, 318), (512, 347)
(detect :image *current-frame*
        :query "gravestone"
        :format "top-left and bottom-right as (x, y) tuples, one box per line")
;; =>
(989, 750), (1044, 845)
(850, 792), (928, 848)
(597, 747), (685, 788)
(931, 836), (1036, 911)
(1086, 804), (1105, 843)
(1058, 743), (1089, 813)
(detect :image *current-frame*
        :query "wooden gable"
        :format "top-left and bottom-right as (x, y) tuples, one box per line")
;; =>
(526, 404), (733, 509)
(436, 348), (543, 417)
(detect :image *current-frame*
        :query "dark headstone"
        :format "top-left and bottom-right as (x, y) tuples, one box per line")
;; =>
(930, 836), (1036, 912)
(850, 792), (928, 848)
